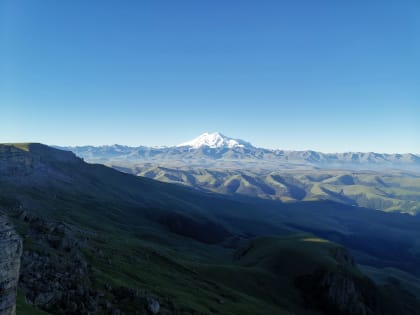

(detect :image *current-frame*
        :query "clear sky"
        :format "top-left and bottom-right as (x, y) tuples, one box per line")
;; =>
(1, 1), (419, 153)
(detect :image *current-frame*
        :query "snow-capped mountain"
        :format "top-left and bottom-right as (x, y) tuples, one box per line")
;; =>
(56, 133), (420, 171)
(176, 132), (253, 149)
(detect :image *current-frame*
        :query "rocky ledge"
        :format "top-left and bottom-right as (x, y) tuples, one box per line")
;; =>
(0, 216), (22, 315)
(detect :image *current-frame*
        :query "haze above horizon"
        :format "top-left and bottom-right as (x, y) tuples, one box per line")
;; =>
(1, 1), (419, 153)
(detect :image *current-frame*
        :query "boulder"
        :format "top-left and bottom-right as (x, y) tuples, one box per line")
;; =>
(147, 298), (160, 314)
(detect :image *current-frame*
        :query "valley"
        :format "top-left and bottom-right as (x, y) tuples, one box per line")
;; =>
(1, 143), (420, 314)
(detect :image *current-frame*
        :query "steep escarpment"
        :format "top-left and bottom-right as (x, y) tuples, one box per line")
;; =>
(0, 145), (40, 177)
(0, 217), (22, 315)
(0, 143), (81, 183)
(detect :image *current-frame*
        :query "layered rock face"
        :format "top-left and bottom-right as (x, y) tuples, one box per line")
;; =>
(296, 267), (378, 315)
(0, 144), (81, 186)
(0, 217), (22, 315)
(0, 145), (39, 177)
(293, 246), (384, 315)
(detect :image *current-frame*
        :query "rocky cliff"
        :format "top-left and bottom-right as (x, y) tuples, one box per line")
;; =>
(0, 216), (22, 315)
(0, 145), (39, 177)
(295, 247), (381, 315)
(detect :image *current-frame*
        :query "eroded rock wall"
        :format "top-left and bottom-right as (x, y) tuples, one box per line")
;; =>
(0, 217), (22, 315)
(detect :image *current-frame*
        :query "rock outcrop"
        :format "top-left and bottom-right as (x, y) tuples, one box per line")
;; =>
(293, 246), (379, 315)
(18, 216), (95, 314)
(0, 144), (81, 184)
(17, 214), (166, 314)
(0, 217), (22, 315)
(0, 145), (39, 177)
(295, 264), (382, 315)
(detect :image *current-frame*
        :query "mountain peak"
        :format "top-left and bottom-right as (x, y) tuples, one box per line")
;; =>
(176, 132), (253, 149)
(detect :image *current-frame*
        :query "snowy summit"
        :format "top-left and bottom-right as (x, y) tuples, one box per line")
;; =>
(176, 132), (253, 149)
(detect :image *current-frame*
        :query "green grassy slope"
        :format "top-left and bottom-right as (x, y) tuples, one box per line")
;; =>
(16, 291), (50, 315)
(129, 166), (420, 214)
(2, 144), (420, 314)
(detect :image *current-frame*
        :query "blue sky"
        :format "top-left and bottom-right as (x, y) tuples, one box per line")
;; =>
(1, 1), (419, 153)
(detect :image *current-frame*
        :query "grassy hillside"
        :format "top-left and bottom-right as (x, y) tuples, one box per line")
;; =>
(124, 166), (420, 214)
(2, 144), (420, 314)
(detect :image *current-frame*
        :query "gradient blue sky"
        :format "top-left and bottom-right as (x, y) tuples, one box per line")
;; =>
(1, 1), (419, 153)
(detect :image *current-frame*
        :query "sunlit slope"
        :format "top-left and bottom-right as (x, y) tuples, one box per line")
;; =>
(130, 166), (420, 213)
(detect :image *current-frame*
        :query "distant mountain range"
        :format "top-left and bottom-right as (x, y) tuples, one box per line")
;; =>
(58, 132), (420, 171)
(56, 133), (420, 214)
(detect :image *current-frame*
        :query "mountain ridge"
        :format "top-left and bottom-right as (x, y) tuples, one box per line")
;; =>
(56, 132), (420, 171)
(55, 132), (419, 154)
